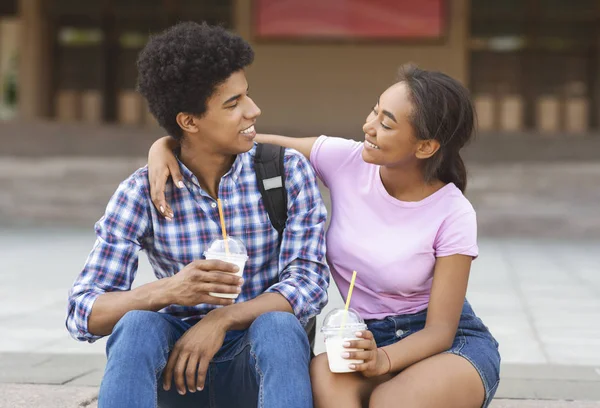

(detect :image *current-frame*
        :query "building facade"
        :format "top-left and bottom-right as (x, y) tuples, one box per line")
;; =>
(1, 0), (599, 137)
(470, 0), (600, 134)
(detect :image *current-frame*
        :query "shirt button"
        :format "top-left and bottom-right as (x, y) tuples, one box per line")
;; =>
(211, 203), (217, 208)
(224, 200), (229, 205)
(395, 329), (405, 337)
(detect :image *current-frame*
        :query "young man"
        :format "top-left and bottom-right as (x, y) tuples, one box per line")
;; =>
(66, 22), (329, 408)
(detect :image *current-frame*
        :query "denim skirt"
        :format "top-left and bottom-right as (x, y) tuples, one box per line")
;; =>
(365, 300), (501, 408)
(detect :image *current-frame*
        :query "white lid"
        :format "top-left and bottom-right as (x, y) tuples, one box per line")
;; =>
(204, 236), (247, 257)
(320, 308), (366, 333)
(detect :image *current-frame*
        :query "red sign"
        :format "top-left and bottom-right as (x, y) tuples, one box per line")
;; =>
(254, 0), (446, 40)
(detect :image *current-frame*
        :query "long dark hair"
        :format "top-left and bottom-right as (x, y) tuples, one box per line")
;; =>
(398, 65), (475, 192)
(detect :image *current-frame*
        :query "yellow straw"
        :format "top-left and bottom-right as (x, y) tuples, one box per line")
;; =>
(217, 198), (230, 255)
(339, 271), (357, 335)
(344, 271), (357, 311)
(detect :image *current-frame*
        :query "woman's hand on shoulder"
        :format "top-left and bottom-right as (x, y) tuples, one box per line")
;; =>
(148, 136), (182, 219)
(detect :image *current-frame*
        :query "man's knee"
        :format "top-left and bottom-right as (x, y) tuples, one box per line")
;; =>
(108, 310), (166, 357)
(252, 312), (305, 336)
(249, 312), (309, 356)
(113, 310), (158, 336)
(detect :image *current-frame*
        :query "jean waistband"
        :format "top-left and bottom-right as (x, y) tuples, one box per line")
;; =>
(365, 299), (475, 327)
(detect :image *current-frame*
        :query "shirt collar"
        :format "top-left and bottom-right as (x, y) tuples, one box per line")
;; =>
(176, 151), (245, 189)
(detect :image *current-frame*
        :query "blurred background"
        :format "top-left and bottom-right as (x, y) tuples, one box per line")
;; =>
(3, 0), (600, 136)
(1, 0), (599, 403)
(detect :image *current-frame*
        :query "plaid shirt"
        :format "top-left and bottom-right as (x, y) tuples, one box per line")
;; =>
(67, 145), (329, 342)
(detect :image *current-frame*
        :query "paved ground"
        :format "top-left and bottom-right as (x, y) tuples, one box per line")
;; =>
(1, 120), (600, 406)
(1, 231), (600, 365)
(1, 231), (599, 405)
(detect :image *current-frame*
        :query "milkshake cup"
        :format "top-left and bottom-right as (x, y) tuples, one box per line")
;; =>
(204, 236), (248, 299)
(321, 308), (367, 373)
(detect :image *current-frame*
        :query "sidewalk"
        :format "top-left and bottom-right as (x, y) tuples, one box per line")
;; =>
(1, 230), (599, 364)
(1, 231), (600, 406)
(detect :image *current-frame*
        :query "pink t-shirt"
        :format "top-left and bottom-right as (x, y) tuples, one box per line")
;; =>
(310, 136), (478, 319)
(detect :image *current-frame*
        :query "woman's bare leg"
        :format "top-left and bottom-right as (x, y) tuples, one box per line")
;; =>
(310, 353), (391, 408)
(369, 353), (486, 408)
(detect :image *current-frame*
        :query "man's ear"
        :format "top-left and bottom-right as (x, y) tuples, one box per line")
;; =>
(415, 139), (441, 159)
(176, 113), (199, 134)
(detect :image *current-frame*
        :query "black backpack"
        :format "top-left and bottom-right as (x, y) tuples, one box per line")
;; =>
(254, 143), (317, 356)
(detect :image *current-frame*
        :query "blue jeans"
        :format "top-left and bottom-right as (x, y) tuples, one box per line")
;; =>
(98, 310), (313, 408)
(366, 300), (501, 408)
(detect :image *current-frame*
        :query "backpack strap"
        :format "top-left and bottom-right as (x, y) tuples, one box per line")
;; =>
(254, 143), (288, 237)
(254, 142), (316, 358)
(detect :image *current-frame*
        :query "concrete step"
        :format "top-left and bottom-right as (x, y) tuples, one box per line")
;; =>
(2, 120), (600, 162)
(3, 353), (600, 403)
(2, 157), (600, 239)
(1, 384), (600, 408)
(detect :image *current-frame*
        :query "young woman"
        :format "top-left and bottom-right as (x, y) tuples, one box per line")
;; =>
(146, 66), (501, 408)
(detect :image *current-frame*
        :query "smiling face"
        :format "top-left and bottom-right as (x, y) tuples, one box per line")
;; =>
(361, 82), (419, 167)
(361, 81), (440, 168)
(177, 70), (261, 155)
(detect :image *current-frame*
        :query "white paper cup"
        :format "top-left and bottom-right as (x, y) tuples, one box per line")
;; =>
(322, 323), (367, 373)
(204, 251), (248, 299)
(325, 336), (365, 373)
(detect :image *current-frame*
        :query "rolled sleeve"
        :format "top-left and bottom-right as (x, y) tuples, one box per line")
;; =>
(66, 172), (150, 342)
(265, 151), (329, 325)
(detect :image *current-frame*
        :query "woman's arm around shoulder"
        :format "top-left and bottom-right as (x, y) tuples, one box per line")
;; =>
(255, 134), (318, 160)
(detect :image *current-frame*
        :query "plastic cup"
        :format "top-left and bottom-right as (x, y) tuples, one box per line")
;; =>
(321, 308), (367, 373)
(204, 237), (248, 299)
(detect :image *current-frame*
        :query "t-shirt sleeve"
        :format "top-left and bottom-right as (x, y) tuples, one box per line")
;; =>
(309, 136), (362, 188)
(434, 211), (479, 259)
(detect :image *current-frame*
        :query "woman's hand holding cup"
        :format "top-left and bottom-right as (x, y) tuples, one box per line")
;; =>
(342, 330), (391, 378)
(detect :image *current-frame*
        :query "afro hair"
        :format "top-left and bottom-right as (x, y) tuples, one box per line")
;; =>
(137, 21), (254, 140)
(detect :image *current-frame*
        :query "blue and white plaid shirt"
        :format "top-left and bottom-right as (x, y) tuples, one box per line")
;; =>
(67, 145), (329, 342)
